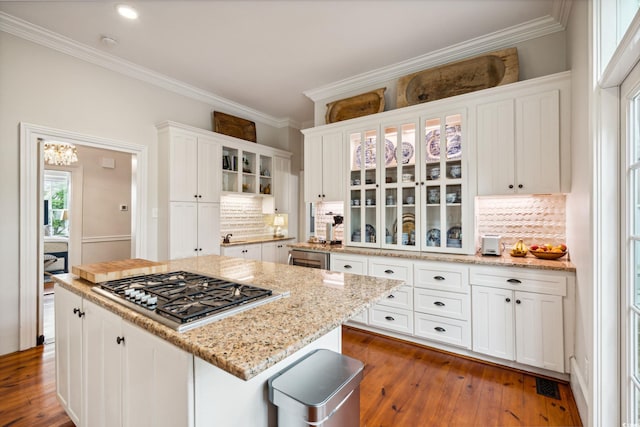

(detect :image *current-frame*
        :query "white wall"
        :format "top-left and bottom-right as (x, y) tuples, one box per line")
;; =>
(0, 32), (293, 355)
(310, 31), (568, 127)
(565, 0), (591, 423)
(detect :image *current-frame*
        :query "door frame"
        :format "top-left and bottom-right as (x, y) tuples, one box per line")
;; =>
(19, 122), (148, 350)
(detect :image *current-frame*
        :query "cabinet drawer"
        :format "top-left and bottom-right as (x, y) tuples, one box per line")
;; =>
(470, 265), (567, 296)
(377, 285), (413, 310)
(414, 313), (471, 348)
(369, 306), (413, 335)
(414, 288), (469, 321)
(331, 255), (367, 275)
(368, 257), (413, 285)
(414, 262), (469, 293)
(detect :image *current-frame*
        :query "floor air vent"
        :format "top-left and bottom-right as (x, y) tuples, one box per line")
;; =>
(535, 377), (560, 399)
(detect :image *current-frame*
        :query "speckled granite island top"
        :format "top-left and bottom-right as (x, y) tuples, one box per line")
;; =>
(52, 255), (404, 381)
(288, 243), (576, 272)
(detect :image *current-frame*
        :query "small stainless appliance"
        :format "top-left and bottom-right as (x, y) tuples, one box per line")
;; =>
(481, 234), (503, 255)
(288, 249), (330, 270)
(92, 271), (287, 332)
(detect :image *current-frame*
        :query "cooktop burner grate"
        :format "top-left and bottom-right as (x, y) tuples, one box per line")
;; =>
(93, 270), (283, 332)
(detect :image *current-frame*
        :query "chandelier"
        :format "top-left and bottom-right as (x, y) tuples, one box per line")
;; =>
(43, 141), (78, 166)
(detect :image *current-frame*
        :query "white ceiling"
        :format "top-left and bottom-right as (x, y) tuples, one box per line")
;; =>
(0, 1), (564, 126)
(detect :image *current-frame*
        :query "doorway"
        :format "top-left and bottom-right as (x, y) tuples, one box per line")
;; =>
(19, 122), (149, 350)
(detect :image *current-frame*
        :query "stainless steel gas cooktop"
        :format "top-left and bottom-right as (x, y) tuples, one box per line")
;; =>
(92, 271), (287, 332)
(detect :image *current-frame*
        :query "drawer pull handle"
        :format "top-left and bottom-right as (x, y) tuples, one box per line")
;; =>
(384, 269), (394, 274)
(434, 301), (445, 306)
(433, 275), (445, 281)
(387, 294), (395, 299)
(507, 278), (522, 284)
(344, 265), (352, 269)
(434, 326), (446, 333)
(384, 316), (395, 321)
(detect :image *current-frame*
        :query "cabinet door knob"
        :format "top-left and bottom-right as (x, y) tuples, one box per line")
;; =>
(116, 336), (125, 345)
(518, 184), (523, 189)
(434, 301), (445, 306)
(506, 298), (511, 303)
(322, 194), (326, 198)
(508, 184), (514, 189)
(194, 194), (198, 198)
(507, 278), (522, 284)
(384, 269), (394, 274)
(516, 299), (522, 304)
(384, 316), (395, 321)
(415, 182), (419, 186)
(434, 326), (446, 332)
(318, 194), (321, 198)
(194, 248), (198, 252)
(433, 275), (445, 281)
(199, 248), (203, 251)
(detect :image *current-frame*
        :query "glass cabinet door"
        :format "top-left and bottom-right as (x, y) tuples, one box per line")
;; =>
(382, 122), (418, 248)
(421, 113), (465, 252)
(259, 155), (272, 195)
(348, 129), (378, 245)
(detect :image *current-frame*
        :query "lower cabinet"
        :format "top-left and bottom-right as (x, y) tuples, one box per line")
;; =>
(220, 243), (262, 261)
(56, 285), (194, 427)
(470, 265), (567, 373)
(169, 202), (220, 259)
(331, 252), (574, 376)
(261, 241), (289, 264)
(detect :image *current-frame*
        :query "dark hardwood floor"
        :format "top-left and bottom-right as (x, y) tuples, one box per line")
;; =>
(342, 326), (582, 427)
(0, 326), (582, 427)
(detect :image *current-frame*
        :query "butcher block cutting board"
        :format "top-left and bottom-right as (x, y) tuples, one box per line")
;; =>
(71, 258), (168, 283)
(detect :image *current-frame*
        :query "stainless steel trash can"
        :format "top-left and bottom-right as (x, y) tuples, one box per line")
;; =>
(268, 349), (364, 427)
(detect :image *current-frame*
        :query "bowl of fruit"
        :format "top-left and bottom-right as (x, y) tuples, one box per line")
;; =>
(529, 243), (568, 260)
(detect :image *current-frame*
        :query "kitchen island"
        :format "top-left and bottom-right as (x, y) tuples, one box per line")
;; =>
(53, 254), (404, 427)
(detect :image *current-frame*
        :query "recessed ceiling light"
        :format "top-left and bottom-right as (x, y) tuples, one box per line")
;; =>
(117, 4), (138, 20)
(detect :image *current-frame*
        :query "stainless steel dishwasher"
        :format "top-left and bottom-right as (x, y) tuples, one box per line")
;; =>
(288, 249), (330, 270)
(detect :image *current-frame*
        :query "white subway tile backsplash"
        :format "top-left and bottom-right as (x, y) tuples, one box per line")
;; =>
(220, 195), (271, 239)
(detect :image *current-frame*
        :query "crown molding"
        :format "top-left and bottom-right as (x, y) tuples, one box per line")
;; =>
(303, 15), (566, 102)
(0, 12), (299, 129)
(552, 0), (573, 28)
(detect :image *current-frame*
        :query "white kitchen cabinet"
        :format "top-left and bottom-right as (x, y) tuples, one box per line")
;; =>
(273, 156), (291, 213)
(476, 79), (568, 195)
(55, 285), (83, 426)
(343, 108), (472, 254)
(221, 243), (262, 261)
(169, 202), (220, 259)
(304, 132), (345, 202)
(121, 320), (194, 427)
(330, 253), (367, 275)
(56, 287), (194, 427)
(167, 131), (221, 203)
(261, 241), (289, 264)
(470, 265), (567, 372)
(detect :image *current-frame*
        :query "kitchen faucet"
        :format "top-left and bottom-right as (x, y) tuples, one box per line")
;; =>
(223, 233), (232, 244)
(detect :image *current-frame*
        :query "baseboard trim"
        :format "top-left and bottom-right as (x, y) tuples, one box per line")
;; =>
(570, 356), (588, 425)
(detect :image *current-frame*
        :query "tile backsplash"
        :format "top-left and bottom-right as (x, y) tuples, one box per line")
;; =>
(220, 195), (273, 239)
(475, 194), (566, 248)
(313, 201), (344, 241)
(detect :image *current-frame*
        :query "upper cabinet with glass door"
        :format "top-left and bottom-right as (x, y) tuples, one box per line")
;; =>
(347, 128), (379, 246)
(381, 121), (419, 250)
(420, 112), (469, 253)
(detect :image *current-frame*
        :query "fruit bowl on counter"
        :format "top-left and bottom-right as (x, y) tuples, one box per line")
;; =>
(529, 243), (568, 260)
(509, 239), (528, 257)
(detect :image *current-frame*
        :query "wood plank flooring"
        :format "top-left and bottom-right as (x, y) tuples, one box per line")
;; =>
(0, 326), (582, 427)
(0, 343), (74, 427)
(342, 326), (582, 427)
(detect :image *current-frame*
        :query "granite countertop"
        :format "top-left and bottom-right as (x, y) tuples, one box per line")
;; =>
(220, 236), (296, 247)
(52, 255), (403, 381)
(288, 242), (576, 272)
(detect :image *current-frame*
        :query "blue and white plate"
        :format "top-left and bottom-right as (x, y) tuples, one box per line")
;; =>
(401, 141), (415, 164)
(426, 228), (440, 247)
